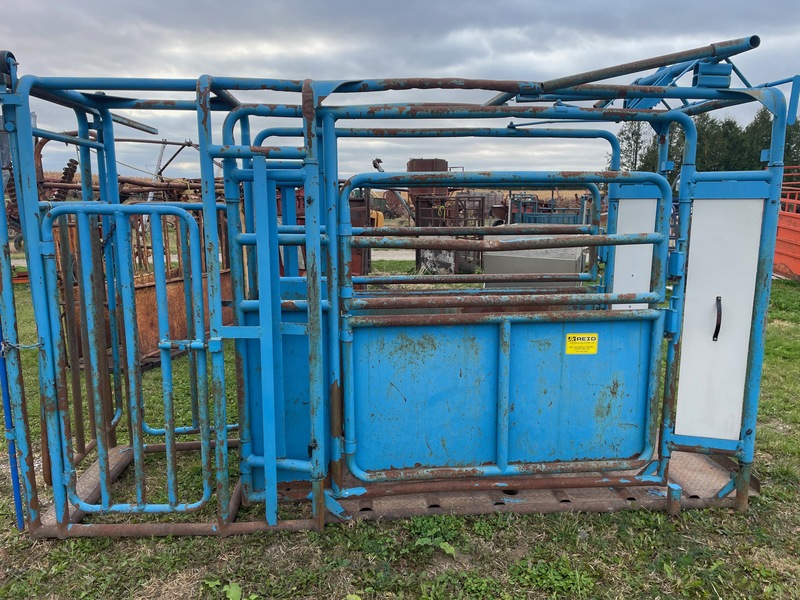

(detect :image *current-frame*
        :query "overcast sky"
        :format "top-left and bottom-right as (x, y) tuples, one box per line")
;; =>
(3, 0), (800, 179)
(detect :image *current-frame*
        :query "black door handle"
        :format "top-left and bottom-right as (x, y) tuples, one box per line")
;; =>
(713, 296), (722, 341)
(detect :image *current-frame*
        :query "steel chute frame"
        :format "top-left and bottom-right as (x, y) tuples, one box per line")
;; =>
(0, 37), (793, 536)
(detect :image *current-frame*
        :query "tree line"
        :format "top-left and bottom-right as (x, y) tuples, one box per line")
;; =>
(615, 107), (800, 174)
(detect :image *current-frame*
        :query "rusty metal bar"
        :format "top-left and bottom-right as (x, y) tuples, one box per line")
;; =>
(347, 292), (659, 311)
(354, 224), (590, 236)
(353, 272), (593, 285)
(350, 232), (663, 251)
(57, 220), (85, 455)
(345, 309), (661, 328)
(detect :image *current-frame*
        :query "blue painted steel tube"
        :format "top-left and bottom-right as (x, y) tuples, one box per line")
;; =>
(347, 309), (662, 328)
(658, 141), (691, 478)
(266, 177), (288, 460)
(352, 224), (591, 235)
(641, 309), (667, 463)
(322, 113), (344, 493)
(3, 89), (67, 525)
(253, 127), (620, 167)
(27, 75), (304, 93)
(251, 156), (279, 525)
(75, 213), (112, 509)
(0, 322), (24, 530)
(349, 232), (663, 249)
(340, 171), (671, 205)
(352, 273), (594, 285)
(346, 292), (660, 311)
(197, 76), (232, 522)
(301, 81), (327, 527)
(222, 155), (255, 499)
(736, 89), (787, 481)
(229, 168), (304, 185)
(221, 105), (305, 145)
(30, 127), (103, 149)
(179, 218), (200, 428)
(356, 287), (599, 297)
(39, 208), (75, 502)
(41, 203), (214, 514)
(240, 300), (331, 313)
(245, 455), (312, 473)
(496, 320), (511, 472)
(150, 217), (179, 507)
(98, 110), (125, 428)
(237, 233), (329, 246)
(110, 211), (147, 505)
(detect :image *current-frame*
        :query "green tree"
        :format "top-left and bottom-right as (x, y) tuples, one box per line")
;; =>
(616, 121), (655, 171)
(740, 107), (773, 170)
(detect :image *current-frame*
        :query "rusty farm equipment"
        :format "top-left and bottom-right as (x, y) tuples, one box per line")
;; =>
(0, 36), (796, 537)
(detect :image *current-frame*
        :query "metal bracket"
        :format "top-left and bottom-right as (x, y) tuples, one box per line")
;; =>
(667, 251), (686, 278)
(664, 309), (679, 335)
(320, 489), (351, 521)
(207, 337), (223, 353)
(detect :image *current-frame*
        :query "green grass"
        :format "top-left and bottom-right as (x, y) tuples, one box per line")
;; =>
(0, 281), (799, 598)
(369, 259), (416, 275)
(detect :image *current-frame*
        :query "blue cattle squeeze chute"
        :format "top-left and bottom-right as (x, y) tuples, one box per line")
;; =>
(0, 36), (795, 537)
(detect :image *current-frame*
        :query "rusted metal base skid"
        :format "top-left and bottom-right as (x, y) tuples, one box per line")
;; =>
(0, 36), (790, 536)
(32, 450), (754, 538)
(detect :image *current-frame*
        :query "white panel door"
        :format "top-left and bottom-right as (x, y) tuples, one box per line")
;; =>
(612, 198), (657, 310)
(674, 199), (763, 440)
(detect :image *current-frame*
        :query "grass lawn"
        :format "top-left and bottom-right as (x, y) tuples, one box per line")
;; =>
(0, 280), (799, 599)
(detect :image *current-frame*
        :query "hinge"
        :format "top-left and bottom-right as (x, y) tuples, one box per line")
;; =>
(664, 309), (679, 335)
(667, 251), (686, 278)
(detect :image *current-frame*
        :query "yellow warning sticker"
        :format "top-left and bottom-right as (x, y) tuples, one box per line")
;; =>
(565, 333), (598, 355)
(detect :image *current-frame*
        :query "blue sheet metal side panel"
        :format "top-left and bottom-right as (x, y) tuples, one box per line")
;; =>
(351, 319), (652, 471)
(508, 319), (652, 462)
(352, 324), (500, 470)
(245, 308), (330, 487)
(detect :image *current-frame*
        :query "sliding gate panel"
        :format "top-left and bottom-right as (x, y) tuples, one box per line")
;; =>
(351, 317), (653, 472)
(352, 323), (500, 470)
(244, 307), (330, 485)
(507, 319), (652, 463)
(342, 171), (669, 481)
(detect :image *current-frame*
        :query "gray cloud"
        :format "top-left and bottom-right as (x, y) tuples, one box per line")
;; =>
(4, 0), (800, 178)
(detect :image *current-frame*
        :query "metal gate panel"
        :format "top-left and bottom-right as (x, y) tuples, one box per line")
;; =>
(351, 317), (655, 473)
(41, 203), (213, 515)
(675, 198), (764, 440)
(352, 323), (500, 471)
(507, 319), (653, 463)
(244, 308), (330, 486)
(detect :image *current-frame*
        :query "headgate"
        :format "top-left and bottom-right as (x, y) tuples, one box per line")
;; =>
(0, 36), (796, 536)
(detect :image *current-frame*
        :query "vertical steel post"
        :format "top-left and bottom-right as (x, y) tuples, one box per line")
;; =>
(5, 89), (68, 525)
(0, 322), (24, 530)
(321, 114), (343, 492)
(150, 216), (179, 507)
(301, 81), (327, 528)
(251, 155), (279, 525)
(196, 76), (231, 522)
